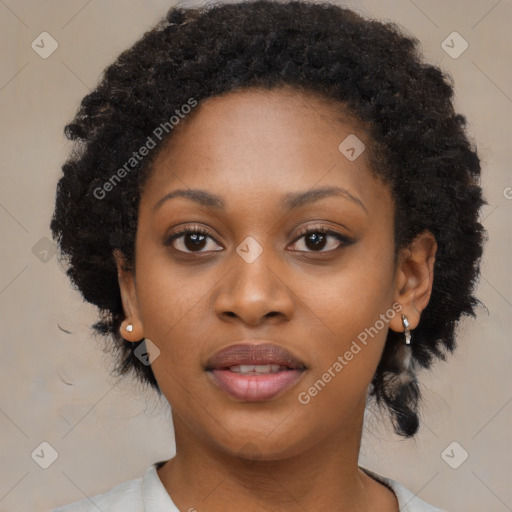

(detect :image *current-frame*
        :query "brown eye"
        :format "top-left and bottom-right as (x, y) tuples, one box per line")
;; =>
(289, 228), (354, 253)
(304, 232), (328, 251)
(165, 228), (223, 253)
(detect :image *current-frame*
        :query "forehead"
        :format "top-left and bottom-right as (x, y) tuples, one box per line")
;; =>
(141, 86), (392, 219)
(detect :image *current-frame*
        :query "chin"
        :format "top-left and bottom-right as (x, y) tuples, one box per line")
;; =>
(204, 420), (320, 463)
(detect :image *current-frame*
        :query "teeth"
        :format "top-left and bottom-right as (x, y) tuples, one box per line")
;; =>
(229, 364), (283, 374)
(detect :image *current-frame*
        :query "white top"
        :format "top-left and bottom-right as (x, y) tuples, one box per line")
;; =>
(53, 461), (445, 511)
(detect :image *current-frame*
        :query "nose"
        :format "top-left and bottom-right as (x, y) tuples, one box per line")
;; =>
(213, 249), (294, 326)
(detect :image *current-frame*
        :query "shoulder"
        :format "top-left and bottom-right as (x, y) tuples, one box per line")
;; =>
(52, 472), (144, 512)
(360, 466), (447, 512)
(52, 461), (177, 512)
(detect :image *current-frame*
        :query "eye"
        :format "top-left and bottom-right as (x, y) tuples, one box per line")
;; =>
(164, 224), (354, 255)
(289, 226), (354, 253)
(164, 226), (223, 253)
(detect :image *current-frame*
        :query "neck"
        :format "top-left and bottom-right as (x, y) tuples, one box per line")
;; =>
(156, 400), (387, 512)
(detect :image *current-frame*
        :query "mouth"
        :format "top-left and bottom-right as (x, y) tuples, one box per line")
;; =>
(205, 342), (307, 401)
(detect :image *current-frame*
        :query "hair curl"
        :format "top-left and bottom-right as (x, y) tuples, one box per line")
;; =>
(50, 0), (487, 438)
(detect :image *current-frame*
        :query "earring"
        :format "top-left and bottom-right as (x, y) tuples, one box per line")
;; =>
(125, 323), (133, 333)
(401, 314), (411, 345)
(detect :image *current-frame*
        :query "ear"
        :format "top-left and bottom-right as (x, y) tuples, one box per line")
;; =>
(113, 249), (144, 342)
(389, 230), (437, 334)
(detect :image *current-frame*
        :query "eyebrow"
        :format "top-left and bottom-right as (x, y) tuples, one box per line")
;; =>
(153, 185), (367, 214)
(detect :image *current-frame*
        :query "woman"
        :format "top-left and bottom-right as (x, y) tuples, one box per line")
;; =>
(51, 1), (486, 510)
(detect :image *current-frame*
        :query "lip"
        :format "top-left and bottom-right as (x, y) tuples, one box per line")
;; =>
(206, 342), (306, 370)
(205, 342), (307, 401)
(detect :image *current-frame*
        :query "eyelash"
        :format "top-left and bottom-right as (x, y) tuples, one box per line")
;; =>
(164, 224), (354, 254)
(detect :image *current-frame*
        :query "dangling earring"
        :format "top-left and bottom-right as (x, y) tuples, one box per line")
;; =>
(401, 314), (411, 345)
(378, 314), (419, 437)
(125, 323), (133, 332)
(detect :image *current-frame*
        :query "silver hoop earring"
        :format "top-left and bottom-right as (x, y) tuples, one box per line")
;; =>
(401, 314), (411, 345)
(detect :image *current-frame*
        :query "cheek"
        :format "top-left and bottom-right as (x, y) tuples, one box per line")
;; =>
(296, 245), (396, 398)
(134, 257), (214, 365)
(135, 265), (211, 411)
(301, 245), (395, 344)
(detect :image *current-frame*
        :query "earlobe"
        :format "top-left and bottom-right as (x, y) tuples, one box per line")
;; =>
(113, 249), (144, 342)
(390, 230), (437, 333)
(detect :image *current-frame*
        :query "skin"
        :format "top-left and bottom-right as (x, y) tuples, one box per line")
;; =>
(114, 85), (437, 512)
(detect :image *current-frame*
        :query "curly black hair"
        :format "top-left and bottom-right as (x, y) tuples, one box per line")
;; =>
(50, 0), (487, 438)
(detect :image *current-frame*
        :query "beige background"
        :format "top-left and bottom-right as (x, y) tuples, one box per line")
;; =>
(0, 0), (510, 511)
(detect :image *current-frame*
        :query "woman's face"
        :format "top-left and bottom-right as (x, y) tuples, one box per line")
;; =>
(118, 86), (410, 459)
